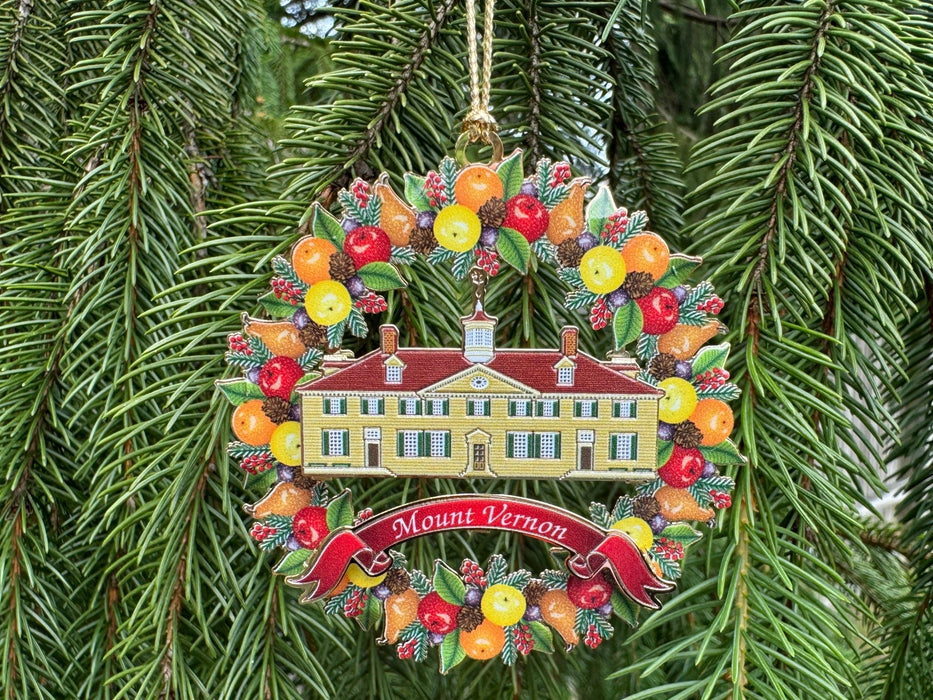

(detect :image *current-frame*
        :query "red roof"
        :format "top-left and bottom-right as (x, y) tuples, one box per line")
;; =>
(299, 347), (662, 396)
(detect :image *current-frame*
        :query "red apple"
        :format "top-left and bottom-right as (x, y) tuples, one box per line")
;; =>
(566, 572), (614, 609)
(417, 592), (460, 634)
(343, 225), (391, 268)
(258, 356), (304, 400)
(637, 287), (680, 335)
(658, 445), (704, 488)
(292, 506), (330, 549)
(502, 194), (549, 242)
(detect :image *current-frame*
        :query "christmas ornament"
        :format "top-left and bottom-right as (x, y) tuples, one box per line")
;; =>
(216, 0), (743, 672)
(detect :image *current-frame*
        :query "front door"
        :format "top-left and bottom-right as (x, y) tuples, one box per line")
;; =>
(472, 443), (487, 471)
(579, 446), (593, 470)
(367, 442), (380, 468)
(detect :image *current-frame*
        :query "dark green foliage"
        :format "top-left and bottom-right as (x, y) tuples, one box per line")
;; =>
(0, 0), (932, 698)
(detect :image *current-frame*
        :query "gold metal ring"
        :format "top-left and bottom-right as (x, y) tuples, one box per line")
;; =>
(455, 131), (504, 167)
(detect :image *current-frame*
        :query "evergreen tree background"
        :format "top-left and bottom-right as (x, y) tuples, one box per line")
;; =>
(2, 0), (932, 697)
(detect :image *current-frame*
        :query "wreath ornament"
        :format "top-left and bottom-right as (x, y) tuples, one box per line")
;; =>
(218, 150), (741, 670)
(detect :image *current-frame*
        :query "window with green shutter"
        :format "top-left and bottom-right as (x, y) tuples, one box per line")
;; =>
(506, 432), (514, 458)
(613, 400), (636, 418)
(361, 397), (384, 415)
(321, 430), (329, 456)
(324, 398), (346, 415)
(398, 398), (420, 416)
(575, 400), (597, 418)
(536, 400), (559, 417)
(609, 433), (637, 460)
(468, 399), (488, 416)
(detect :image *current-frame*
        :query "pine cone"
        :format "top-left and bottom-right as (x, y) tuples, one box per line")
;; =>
(477, 197), (507, 228)
(557, 239), (584, 268)
(649, 353), (678, 381)
(456, 605), (485, 632)
(673, 420), (703, 449)
(522, 580), (548, 607)
(299, 321), (327, 348)
(328, 251), (357, 282)
(384, 567), (411, 595)
(622, 271), (655, 299)
(262, 397), (292, 424)
(294, 474), (318, 490)
(410, 225), (437, 255)
(632, 496), (661, 521)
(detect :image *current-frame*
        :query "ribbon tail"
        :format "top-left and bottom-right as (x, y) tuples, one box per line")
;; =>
(567, 531), (674, 609)
(287, 529), (391, 602)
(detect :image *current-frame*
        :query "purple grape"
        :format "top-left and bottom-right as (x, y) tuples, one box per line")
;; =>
(702, 460), (718, 478)
(292, 307), (311, 330)
(607, 287), (631, 310)
(479, 226), (499, 247)
(577, 232), (598, 251)
(416, 210), (436, 229)
(345, 275), (366, 298)
(523, 605), (541, 622)
(463, 586), (482, 607)
(341, 217), (360, 233)
(649, 514), (668, 535)
(519, 182), (538, 197)
(597, 602), (613, 617)
(672, 286), (687, 303)
(674, 361), (693, 379)
(372, 584), (392, 600)
(429, 632), (446, 645)
(277, 464), (295, 482)
(289, 403), (301, 421)
(246, 366), (261, 383)
(286, 534), (301, 551)
(657, 421), (676, 441)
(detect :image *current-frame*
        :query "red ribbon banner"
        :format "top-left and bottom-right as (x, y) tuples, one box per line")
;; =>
(288, 495), (673, 608)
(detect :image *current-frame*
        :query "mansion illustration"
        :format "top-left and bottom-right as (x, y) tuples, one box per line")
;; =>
(298, 286), (663, 480)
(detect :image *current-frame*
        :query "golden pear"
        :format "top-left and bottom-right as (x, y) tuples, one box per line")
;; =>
(655, 485), (715, 522)
(540, 589), (580, 648)
(546, 181), (587, 245)
(381, 587), (420, 643)
(243, 315), (306, 359)
(246, 482), (312, 519)
(657, 320), (722, 360)
(375, 182), (416, 247)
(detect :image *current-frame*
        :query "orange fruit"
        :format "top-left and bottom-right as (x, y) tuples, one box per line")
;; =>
(232, 399), (276, 446)
(621, 233), (670, 281)
(291, 237), (337, 285)
(690, 398), (734, 446)
(459, 619), (506, 660)
(328, 571), (352, 598)
(454, 165), (503, 212)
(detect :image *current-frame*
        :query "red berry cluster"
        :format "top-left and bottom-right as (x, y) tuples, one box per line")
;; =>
(344, 588), (368, 618)
(513, 624), (534, 655)
(654, 537), (685, 562)
(354, 508), (374, 525)
(602, 210), (629, 242)
(250, 522), (277, 542)
(355, 292), (388, 313)
(475, 248), (500, 276)
(351, 180), (370, 207)
(584, 624), (602, 649)
(239, 454), (273, 474)
(460, 559), (487, 587)
(698, 296), (724, 314)
(589, 297), (611, 330)
(696, 367), (730, 391)
(271, 278), (303, 305)
(397, 638), (418, 659)
(550, 162), (571, 187)
(710, 491), (732, 509)
(425, 171), (447, 209)
(228, 333), (250, 353)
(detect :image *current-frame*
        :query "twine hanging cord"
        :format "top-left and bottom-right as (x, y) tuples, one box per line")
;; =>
(462, 0), (498, 146)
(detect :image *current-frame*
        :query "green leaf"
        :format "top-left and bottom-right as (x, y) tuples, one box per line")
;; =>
(274, 548), (313, 576)
(312, 204), (346, 248)
(439, 631), (466, 673)
(657, 439), (674, 468)
(357, 591), (383, 630)
(658, 523), (703, 548)
(326, 490), (354, 530)
(404, 173), (433, 212)
(692, 343), (730, 375)
(699, 439), (744, 464)
(258, 293), (299, 318)
(298, 372), (321, 387)
(217, 379), (265, 405)
(356, 261), (406, 291)
(612, 302), (643, 349)
(432, 561), (466, 606)
(246, 469), (277, 491)
(496, 149), (524, 199)
(656, 254), (702, 288)
(586, 186), (616, 235)
(610, 591), (638, 627)
(527, 621), (554, 653)
(497, 227), (531, 273)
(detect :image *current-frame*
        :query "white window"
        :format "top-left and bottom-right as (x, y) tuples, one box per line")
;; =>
(327, 398), (343, 415)
(365, 398), (383, 415)
(614, 400), (636, 418)
(386, 365), (402, 383)
(510, 400), (529, 417)
(323, 429), (347, 456)
(430, 431), (448, 457)
(610, 433), (638, 461)
(513, 432), (529, 458)
(580, 401), (592, 418)
(469, 399), (488, 416)
(427, 399), (447, 416)
(364, 428), (380, 441)
(540, 400), (555, 417)
(538, 433), (556, 459)
(402, 431), (420, 457)
(403, 398), (419, 415)
(557, 366), (574, 385)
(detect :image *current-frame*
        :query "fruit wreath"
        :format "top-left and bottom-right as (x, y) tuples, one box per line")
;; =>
(219, 150), (741, 670)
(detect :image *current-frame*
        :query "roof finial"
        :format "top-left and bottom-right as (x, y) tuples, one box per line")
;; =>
(469, 265), (488, 311)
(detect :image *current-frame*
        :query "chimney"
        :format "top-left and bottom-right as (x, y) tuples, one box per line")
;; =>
(380, 325), (399, 354)
(560, 327), (578, 357)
